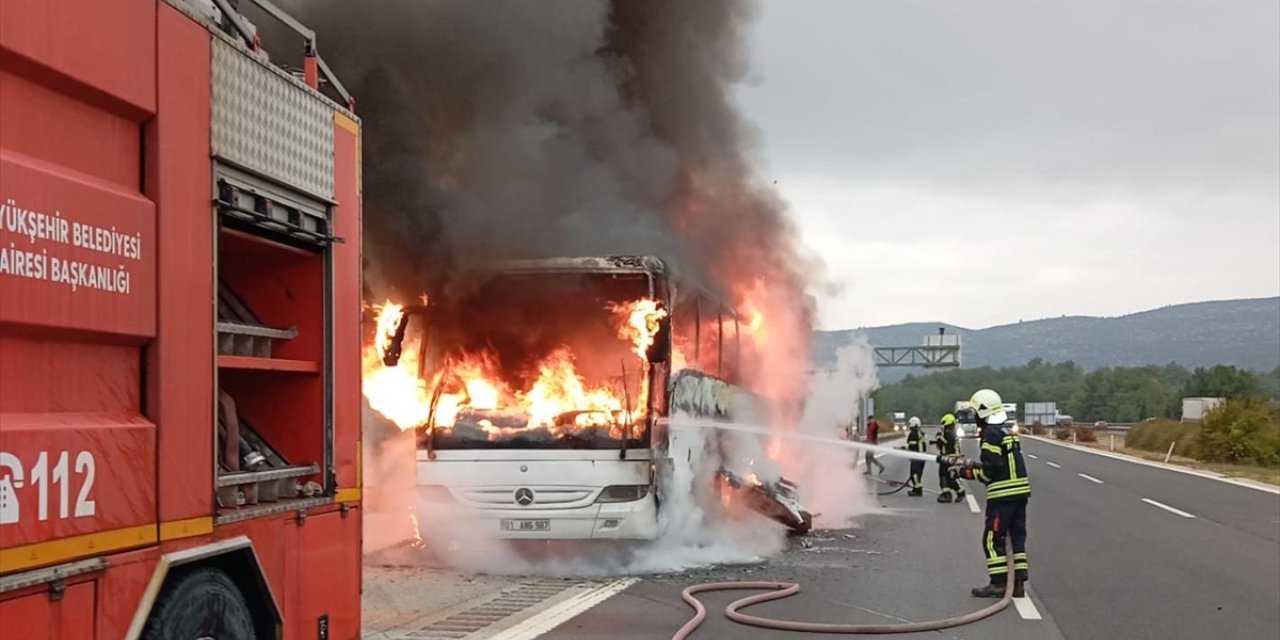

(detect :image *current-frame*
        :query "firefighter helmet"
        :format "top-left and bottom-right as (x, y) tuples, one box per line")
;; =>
(941, 413), (956, 426)
(969, 389), (1007, 424)
(909, 416), (921, 428)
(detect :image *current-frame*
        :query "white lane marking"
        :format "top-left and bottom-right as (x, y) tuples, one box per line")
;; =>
(1141, 498), (1197, 519)
(1077, 473), (1104, 484)
(1045, 461), (1062, 469)
(1014, 589), (1043, 620)
(1026, 454), (1039, 459)
(1023, 435), (1280, 495)
(964, 492), (980, 514)
(494, 578), (638, 640)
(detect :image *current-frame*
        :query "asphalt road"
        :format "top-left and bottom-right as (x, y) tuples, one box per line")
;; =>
(1016, 435), (1280, 640)
(547, 441), (1067, 640)
(542, 434), (1280, 639)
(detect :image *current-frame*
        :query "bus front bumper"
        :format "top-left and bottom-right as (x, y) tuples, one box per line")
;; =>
(418, 492), (659, 541)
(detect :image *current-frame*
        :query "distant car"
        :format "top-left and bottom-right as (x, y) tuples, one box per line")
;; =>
(1093, 421), (1108, 429)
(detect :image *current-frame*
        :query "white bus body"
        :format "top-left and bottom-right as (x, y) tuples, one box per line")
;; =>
(416, 449), (657, 540)
(399, 256), (743, 541)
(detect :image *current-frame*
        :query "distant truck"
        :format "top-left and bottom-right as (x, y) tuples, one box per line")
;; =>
(1181, 397), (1224, 423)
(954, 401), (980, 438)
(892, 411), (907, 431)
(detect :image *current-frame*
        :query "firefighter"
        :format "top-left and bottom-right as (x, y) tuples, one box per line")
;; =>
(933, 413), (967, 503)
(944, 389), (1030, 598)
(901, 416), (927, 496)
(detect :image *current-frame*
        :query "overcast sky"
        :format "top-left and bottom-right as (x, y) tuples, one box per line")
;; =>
(736, 0), (1280, 330)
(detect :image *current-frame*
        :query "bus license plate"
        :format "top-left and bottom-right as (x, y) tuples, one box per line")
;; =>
(501, 519), (550, 532)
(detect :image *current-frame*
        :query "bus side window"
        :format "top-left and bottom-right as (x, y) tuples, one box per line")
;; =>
(697, 297), (721, 377)
(671, 292), (698, 371)
(720, 310), (740, 384)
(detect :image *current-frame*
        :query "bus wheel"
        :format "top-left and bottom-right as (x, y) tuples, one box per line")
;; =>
(142, 567), (256, 640)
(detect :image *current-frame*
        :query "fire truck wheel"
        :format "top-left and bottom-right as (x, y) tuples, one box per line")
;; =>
(142, 567), (257, 640)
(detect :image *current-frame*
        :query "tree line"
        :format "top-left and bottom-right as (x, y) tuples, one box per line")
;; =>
(873, 359), (1280, 424)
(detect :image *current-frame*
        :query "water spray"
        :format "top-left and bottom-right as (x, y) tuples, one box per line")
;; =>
(681, 419), (939, 463)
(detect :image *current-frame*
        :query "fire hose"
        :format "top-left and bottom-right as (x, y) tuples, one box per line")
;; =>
(875, 476), (911, 496)
(671, 540), (1015, 639)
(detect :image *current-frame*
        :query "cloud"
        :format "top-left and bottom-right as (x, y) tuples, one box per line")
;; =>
(786, 178), (1280, 328)
(735, 0), (1279, 328)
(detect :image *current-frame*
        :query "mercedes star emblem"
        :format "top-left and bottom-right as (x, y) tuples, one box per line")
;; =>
(514, 488), (535, 506)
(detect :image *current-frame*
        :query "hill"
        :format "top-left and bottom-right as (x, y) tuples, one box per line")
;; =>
(814, 297), (1280, 376)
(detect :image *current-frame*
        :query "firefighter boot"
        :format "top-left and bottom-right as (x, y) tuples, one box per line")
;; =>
(1014, 580), (1026, 598)
(936, 491), (953, 503)
(908, 489), (923, 497)
(970, 583), (1007, 598)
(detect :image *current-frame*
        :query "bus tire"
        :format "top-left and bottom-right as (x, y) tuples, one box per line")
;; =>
(142, 567), (256, 640)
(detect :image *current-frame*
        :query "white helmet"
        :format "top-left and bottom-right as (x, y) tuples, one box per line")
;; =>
(969, 389), (1008, 424)
(908, 416), (921, 428)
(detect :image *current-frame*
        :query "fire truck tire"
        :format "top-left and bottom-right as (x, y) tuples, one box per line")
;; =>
(142, 567), (257, 640)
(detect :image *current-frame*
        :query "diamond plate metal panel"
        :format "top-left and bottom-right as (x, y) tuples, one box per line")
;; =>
(211, 38), (333, 199)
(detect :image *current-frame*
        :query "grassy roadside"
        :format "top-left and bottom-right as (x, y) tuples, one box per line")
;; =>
(1049, 433), (1280, 486)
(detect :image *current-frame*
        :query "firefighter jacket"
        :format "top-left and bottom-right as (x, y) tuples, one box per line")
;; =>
(975, 423), (1030, 501)
(933, 426), (960, 456)
(906, 427), (928, 454)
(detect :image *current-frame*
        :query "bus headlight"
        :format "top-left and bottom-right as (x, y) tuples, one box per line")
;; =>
(596, 485), (650, 503)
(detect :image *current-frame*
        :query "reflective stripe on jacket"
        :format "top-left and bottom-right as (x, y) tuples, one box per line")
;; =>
(906, 427), (928, 453)
(973, 423), (1030, 500)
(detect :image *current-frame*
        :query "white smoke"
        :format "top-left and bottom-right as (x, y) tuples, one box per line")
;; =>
(781, 337), (880, 528)
(360, 415), (421, 557)
(362, 412), (786, 578)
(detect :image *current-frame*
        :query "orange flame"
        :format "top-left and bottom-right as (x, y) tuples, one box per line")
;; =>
(373, 300), (406, 363)
(740, 298), (765, 340)
(611, 299), (667, 360)
(363, 297), (662, 440)
(519, 347), (624, 429)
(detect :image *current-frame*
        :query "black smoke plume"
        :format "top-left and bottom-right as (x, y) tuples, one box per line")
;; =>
(281, 0), (818, 402)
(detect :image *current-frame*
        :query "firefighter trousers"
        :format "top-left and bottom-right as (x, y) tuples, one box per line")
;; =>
(908, 460), (925, 491)
(938, 463), (965, 497)
(983, 497), (1028, 585)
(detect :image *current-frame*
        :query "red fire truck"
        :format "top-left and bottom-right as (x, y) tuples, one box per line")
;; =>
(0, 0), (363, 638)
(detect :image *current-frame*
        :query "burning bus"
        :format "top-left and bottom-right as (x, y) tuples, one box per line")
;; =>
(363, 255), (811, 541)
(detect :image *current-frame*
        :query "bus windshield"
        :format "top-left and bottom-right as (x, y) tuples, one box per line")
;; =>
(422, 270), (659, 450)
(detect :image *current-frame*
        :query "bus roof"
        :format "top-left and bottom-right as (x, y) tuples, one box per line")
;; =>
(465, 256), (668, 275)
